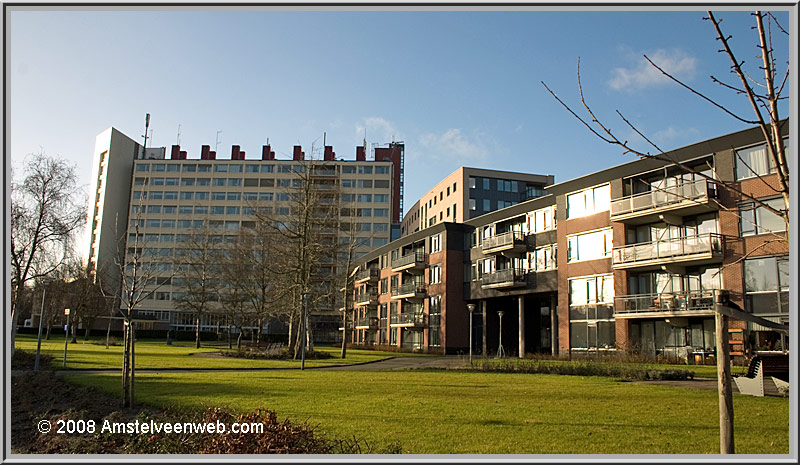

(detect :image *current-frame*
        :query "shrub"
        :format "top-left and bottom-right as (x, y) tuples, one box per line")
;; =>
(220, 347), (333, 360)
(11, 349), (53, 370)
(468, 358), (694, 381)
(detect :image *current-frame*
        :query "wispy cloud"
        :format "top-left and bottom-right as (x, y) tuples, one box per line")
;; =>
(653, 126), (700, 146)
(418, 128), (490, 161)
(354, 117), (402, 145)
(608, 48), (697, 91)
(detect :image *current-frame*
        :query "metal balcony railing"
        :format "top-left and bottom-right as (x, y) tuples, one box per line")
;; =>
(610, 179), (715, 218)
(390, 312), (426, 326)
(391, 282), (427, 298)
(355, 290), (379, 305)
(355, 267), (380, 283)
(481, 231), (525, 253)
(480, 268), (526, 288)
(614, 291), (717, 315)
(612, 233), (723, 268)
(391, 251), (428, 270)
(355, 316), (379, 329)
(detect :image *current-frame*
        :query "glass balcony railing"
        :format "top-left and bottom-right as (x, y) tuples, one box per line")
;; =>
(614, 291), (717, 315)
(612, 233), (723, 268)
(355, 316), (379, 329)
(391, 282), (427, 298)
(391, 251), (428, 270)
(610, 179), (715, 219)
(480, 268), (527, 288)
(481, 231), (526, 253)
(390, 312), (426, 326)
(355, 268), (380, 283)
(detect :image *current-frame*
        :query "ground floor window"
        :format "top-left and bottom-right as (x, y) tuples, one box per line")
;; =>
(429, 295), (441, 347)
(401, 328), (423, 350)
(743, 255), (789, 315)
(629, 318), (715, 360)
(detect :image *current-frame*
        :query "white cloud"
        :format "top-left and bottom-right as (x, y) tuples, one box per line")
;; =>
(653, 126), (700, 145)
(418, 128), (489, 161)
(354, 117), (402, 145)
(608, 49), (697, 91)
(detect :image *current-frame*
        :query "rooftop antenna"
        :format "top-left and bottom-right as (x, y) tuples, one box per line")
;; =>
(141, 113), (150, 159)
(177, 124), (181, 145)
(215, 130), (223, 152)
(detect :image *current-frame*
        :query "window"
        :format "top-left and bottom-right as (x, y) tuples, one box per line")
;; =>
(181, 192), (195, 201)
(429, 265), (442, 284)
(152, 164), (165, 172)
(483, 178), (490, 190)
(259, 192), (274, 201)
(195, 192), (209, 200)
(147, 205), (161, 214)
(196, 178), (210, 186)
(165, 177), (179, 186)
(358, 194), (372, 202)
(163, 206), (176, 214)
(429, 295), (441, 347)
(181, 178), (195, 186)
(151, 177), (165, 186)
(183, 164), (196, 172)
(358, 166), (373, 174)
(469, 177), (476, 189)
(375, 180), (390, 189)
(213, 178), (226, 187)
(214, 164), (228, 172)
(277, 179), (290, 187)
(197, 165), (211, 172)
(374, 208), (389, 217)
(744, 256), (789, 314)
(529, 206), (555, 233)
(734, 140), (788, 180)
(430, 233), (442, 253)
(374, 194), (389, 203)
(380, 278), (388, 295)
(226, 206), (240, 215)
(245, 164), (259, 173)
(177, 220), (191, 228)
(374, 223), (389, 232)
(227, 192), (241, 201)
(530, 245), (557, 271)
(375, 166), (389, 174)
(567, 228), (612, 262)
(567, 184), (610, 219)
(244, 192), (258, 201)
(228, 178), (242, 187)
(149, 191), (163, 200)
(469, 199), (476, 210)
(483, 199), (491, 211)
(146, 219), (160, 228)
(210, 206), (224, 215)
(136, 164), (150, 172)
(568, 274), (615, 350)
(342, 179), (356, 188)
(178, 206), (193, 214)
(166, 165), (179, 172)
(277, 193), (289, 201)
(260, 179), (274, 187)
(373, 237), (388, 247)
(194, 206), (208, 215)
(244, 179), (259, 187)
(739, 198), (785, 236)
(358, 180), (372, 189)
(261, 165), (274, 173)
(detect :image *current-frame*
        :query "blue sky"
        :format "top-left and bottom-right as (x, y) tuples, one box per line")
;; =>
(8, 8), (792, 216)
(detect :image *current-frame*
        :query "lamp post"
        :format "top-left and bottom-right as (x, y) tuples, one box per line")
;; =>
(467, 304), (476, 364)
(496, 310), (505, 358)
(34, 279), (54, 371)
(63, 308), (71, 367)
(300, 291), (309, 370)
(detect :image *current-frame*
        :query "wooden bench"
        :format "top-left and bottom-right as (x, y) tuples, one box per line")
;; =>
(733, 353), (789, 397)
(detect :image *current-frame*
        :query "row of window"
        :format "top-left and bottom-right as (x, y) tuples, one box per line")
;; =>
(133, 177), (390, 189)
(468, 198), (516, 211)
(468, 177), (520, 192)
(131, 191), (388, 204)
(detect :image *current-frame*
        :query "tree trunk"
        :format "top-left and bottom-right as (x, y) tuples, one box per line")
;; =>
(105, 314), (112, 349)
(130, 322), (136, 408)
(70, 322), (77, 344)
(195, 315), (201, 349)
(46, 323), (52, 340)
(121, 321), (130, 407)
(84, 326), (90, 341)
(236, 330), (242, 351)
(340, 308), (348, 359)
(227, 317), (232, 350)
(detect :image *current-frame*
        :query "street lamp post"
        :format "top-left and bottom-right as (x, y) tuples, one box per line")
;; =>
(467, 304), (476, 364)
(496, 310), (505, 358)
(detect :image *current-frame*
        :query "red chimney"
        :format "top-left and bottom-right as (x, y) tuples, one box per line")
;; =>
(262, 145), (271, 160)
(324, 146), (335, 161)
(356, 145), (366, 161)
(293, 145), (304, 160)
(171, 145), (181, 160)
(240, 150), (245, 159)
(201, 145), (211, 160)
(209, 150), (217, 160)
(231, 145), (241, 160)
(180, 150), (187, 159)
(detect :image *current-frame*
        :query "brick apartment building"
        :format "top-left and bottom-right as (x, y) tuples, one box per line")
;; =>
(346, 123), (790, 359)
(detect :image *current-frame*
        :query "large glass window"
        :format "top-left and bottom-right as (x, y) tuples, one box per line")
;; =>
(429, 295), (441, 347)
(566, 184), (610, 219)
(739, 197), (786, 236)
(569, 274), (615, 350)
(735, 142), (776, 180)
(744, 256), (789, 314)
(567, 228), (612, 262)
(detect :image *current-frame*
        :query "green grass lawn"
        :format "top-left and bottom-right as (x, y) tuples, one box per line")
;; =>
(64, 369), (789, 454)
(14, 334), (407, 370)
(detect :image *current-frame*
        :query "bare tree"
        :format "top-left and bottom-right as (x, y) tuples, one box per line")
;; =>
(63, 259), (108, 341)
(174, 226), (222, 349)
(541, 11), (789, 231)
(10, 153), (85, 353)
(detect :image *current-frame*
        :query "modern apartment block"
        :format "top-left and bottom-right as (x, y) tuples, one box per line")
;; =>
(400, 167), (554, 236)
(86, 127), (403, 341)
(348, 123), (790, 359)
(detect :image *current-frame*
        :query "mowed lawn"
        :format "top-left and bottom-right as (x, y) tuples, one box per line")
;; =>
(14, 334), (404, 370)
(64, 369), (789, 454)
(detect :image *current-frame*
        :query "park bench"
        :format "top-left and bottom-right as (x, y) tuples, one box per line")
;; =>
(733, 353), (789, 397)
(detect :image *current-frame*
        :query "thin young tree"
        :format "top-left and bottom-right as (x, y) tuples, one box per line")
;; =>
(10, 153), (85, 353)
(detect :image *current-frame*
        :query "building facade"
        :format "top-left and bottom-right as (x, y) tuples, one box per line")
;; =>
(86, 127), (404, 341)
(348, 123), (790, 359)
(400, 167), (553, 236)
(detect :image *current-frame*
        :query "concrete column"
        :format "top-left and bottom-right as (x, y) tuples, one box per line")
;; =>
(550, 294), (558, 356)
(481, 300), (487, 356)
(518, 296), (525, 358)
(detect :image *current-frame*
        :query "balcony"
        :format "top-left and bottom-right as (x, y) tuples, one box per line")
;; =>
(355, 315), (379, 330)
(391, 282), (427, 300)
(481, 231), (526, 255)
(391, 251), (428, 272)
(610, 179), (717, 224)
(612, 233), (724, 270)
(355, 290), (379, 306)
(310, 168), (338, 177)
(390, 312), (426, 327)
(480, 268), (527, 289)
(614, 291), (717, 318)
(355, 267), (380, 284)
